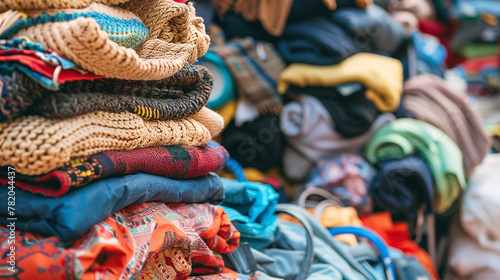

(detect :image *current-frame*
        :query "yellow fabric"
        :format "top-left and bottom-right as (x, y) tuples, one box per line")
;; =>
(309, 206), (362, 246)
(487, 124), (500, 137)
(277, 53), (403, 112)
(216, 100), (237, 129)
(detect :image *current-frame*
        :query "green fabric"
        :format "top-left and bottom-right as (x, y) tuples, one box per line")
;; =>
(365, 118), (466, 213)
(459, 43), (498, 59)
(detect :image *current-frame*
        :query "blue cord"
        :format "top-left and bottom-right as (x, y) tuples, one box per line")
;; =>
(225, 158), (247, 182)
(328, 226), (397, 280)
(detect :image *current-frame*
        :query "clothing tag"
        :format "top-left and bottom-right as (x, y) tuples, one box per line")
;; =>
(336, 83), (363, 97)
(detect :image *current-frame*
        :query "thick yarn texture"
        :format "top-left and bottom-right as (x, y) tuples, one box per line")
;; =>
(0, 107), (224, 175)
(0, 64), (212, 122)
(403, 74), (491, 175)
(0, 0), (131, 10)
(11, 1), (210, 80)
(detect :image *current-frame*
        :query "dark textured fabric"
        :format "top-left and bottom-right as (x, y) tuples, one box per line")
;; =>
(0, 141), (228, 198)
(0, 63), (212, 121)
(0, 172), (224, 241)
(330, 5), (406, 54)
(221, 115), (284, 172)
(287, 85), (379, 138)
(277, 16), (372, 66)
(212, 38), (284, 115)
(370, 155), (435, 220)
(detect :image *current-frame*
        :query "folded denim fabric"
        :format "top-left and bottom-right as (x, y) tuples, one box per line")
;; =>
(8, 0), (209, 80)
(306, 154), (377, 214)
(365, 118), (466, 213)
(0, 141), (228, 197)
(287, 85), (379, 138)
(278, 16), (372, 66)
(331, 5), (406, 54)
(0, 107), (223, 175)
(370, 155), (435, 220)
(0, 202), (236, 279)
(211, 38), (284, 115)
(0, 173), (224, 241)
(220, 178), (279, 249)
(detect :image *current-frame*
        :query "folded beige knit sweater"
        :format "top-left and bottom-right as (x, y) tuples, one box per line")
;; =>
(0, 107), (223, 175)
(9, 0), (210, 80)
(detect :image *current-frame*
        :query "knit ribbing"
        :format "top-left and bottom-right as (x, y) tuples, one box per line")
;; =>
(0, 0), (131, 10)
(12, 1), (209, 80)
(0, 64), (212, 121)
(0, 107), (223, 175)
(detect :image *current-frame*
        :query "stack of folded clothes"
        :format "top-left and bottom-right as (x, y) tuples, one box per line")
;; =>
(0, 0), (244, 279)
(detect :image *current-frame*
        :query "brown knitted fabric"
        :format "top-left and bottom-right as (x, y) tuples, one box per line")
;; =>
(403, 74), (491, 175)
(0, 64), (212, 121)
(0, 107), (223, 175)
(12, 1), (210, 80)
(0, 0), (130, 10)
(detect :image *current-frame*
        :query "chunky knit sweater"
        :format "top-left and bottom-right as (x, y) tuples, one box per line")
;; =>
(0, 107), (224, 175)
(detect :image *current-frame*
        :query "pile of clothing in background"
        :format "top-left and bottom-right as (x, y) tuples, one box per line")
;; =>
(190, 0), (499, 279)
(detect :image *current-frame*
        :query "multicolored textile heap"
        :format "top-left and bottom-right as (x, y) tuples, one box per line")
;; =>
(212, 37), (284, 115)
(0, 173), (225, 241)
(0, 202), (239, 280)
(0, 141), (228, 197)
(0, 61), (212, 122)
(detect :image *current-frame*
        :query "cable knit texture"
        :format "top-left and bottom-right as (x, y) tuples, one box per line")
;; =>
(0, 107), (224, 175)
(11, 0), (210, 80)
(0, 0), (131, 10)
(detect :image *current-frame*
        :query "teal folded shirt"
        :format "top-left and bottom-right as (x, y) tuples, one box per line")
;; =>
(365, 118), (466, 213)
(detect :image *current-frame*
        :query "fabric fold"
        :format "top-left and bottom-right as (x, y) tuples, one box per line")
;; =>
(0, 202), (238, 280)
(1, 63), (213, 121)
(403, 74), (491, 175)
(8, 0), (209, 80)
(0, 107), (223, 175)
(0, 141), (228, 197)
(0, 172), (224, 241)
(365, 118), (466, 213)
(278, 53), (403, 112)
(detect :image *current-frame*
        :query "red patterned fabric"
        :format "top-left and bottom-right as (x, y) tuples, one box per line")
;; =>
(0, 203), (239, 280)
(0, 141), (229, 197)
(169, 203), (241, 275)
(0, 50), (102, 82)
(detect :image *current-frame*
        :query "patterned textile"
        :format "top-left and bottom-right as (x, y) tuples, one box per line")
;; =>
(0, 141), (228, 197)
(212, 38), (284, 115)
(0, 62), (212, 122)
(305, 154), (377, 214)
(0, 203), (239, 280)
